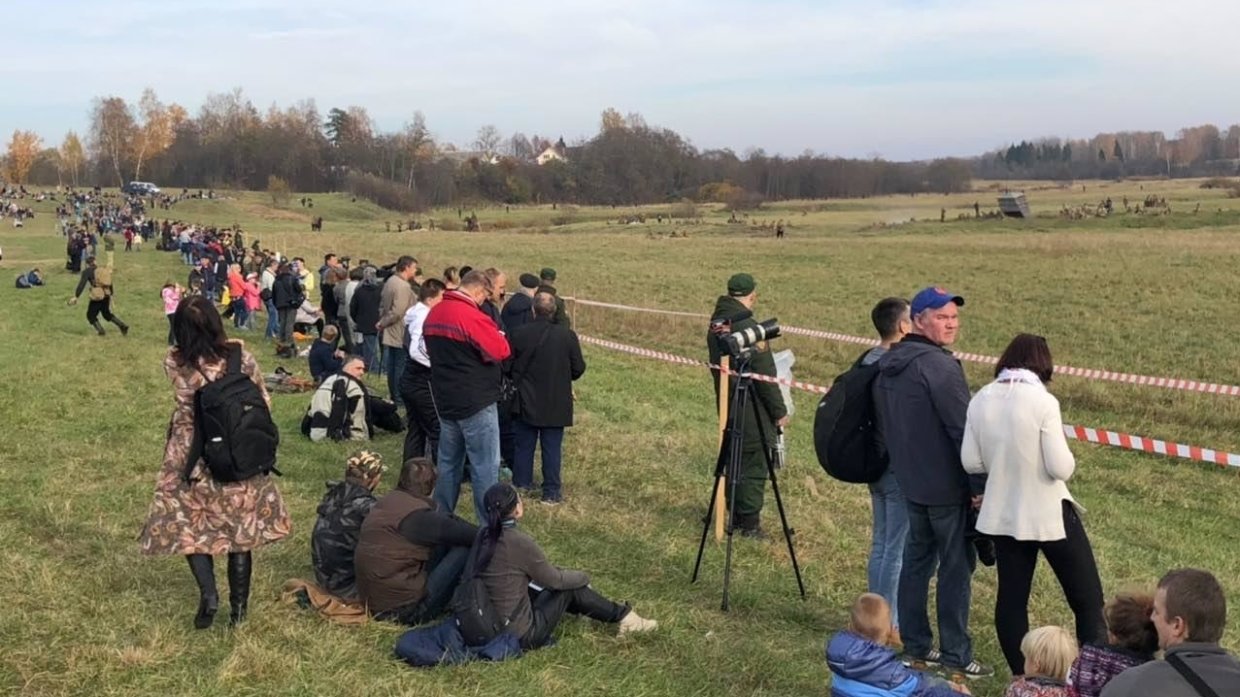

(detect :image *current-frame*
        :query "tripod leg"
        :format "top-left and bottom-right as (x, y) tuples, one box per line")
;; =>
(751, 398), (807, 600)
(767, 460), (807, 599)
(720, 378), (750, 612)
(692, 449), (729, 584)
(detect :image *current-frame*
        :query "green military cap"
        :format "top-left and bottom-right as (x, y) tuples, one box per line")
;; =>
(727, 273), (756, 296)
(540, 267), (557, 282)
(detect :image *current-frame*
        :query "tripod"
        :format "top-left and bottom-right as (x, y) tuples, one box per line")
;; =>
(691, 352), (806, 611)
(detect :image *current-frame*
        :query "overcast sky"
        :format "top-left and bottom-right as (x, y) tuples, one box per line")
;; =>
(4, 0), (1238, 160)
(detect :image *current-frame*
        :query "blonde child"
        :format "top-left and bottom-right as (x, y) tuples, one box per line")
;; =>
(827, 593), (969, 696)
(1005, 626), (1079, 697)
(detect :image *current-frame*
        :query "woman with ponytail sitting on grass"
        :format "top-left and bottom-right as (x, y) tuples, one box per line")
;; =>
(475, 483), (658, 649)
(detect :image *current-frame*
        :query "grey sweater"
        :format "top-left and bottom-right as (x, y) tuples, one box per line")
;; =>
(479, 527), (589, 639)
(1100, 643), (1240, 697)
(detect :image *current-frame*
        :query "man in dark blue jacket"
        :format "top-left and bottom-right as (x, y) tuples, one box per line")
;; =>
(874, 286), (991, 679)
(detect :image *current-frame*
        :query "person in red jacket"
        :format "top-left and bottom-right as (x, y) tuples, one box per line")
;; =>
(423, 270), (512, 522)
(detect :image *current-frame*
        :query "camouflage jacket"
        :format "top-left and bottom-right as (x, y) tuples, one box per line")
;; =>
(310, 480), (378, 601)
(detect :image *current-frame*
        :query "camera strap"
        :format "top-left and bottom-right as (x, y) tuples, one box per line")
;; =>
(1167, 652), (1222, 697)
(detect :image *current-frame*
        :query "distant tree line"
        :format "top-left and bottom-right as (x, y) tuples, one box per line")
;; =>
(3, 90), (975, 209)
(974, 125), (1240, 181)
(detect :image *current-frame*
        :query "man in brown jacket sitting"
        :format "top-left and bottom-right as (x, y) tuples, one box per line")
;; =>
(354, 457), (477, 625)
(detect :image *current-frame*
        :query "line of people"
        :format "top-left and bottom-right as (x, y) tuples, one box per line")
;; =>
(824, 285), (1238, 695)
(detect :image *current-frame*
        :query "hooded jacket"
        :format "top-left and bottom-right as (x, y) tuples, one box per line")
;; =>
(826, 631), (959, 697)
(310, 479), (378, 600)
(874, 334), (982, 506)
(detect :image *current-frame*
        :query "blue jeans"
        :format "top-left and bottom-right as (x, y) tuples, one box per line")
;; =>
(264, 298), (279, 338)
(361, 335), (381, 375)
(899, 502), (977, 667)
(868, 469), (909, 628)
(512, 420), (564, 501)
(434, 403), (500, 523)
(384, 346), (407, 406)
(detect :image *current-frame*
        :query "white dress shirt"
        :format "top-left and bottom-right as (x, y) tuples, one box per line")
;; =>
(404, 301), (431, 367)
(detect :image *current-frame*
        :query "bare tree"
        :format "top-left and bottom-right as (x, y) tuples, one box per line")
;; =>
(473, 124), (502, 158)
(89, 96), (137, 185)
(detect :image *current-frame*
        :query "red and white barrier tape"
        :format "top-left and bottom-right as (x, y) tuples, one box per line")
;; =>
(579, 333), (1240, 469)
(568, 297), (1240, 396)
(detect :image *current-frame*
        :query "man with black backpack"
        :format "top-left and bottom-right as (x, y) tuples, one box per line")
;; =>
(873, 286), (992, 679)
(68, 256), (129, 336)
(817, 297), (913, 647)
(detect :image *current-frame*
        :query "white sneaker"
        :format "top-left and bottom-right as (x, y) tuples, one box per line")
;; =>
(618, 609), (658, 636)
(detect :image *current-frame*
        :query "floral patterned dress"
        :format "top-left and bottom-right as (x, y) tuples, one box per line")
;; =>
(139, 342), (292, 555)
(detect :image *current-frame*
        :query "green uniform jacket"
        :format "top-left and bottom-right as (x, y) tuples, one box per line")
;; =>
(707, 295), (787, 449)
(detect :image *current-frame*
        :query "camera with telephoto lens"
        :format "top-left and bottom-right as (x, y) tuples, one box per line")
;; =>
(722, 318), (781, 356)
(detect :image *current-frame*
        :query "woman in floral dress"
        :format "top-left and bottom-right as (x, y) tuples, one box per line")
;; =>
(139, 295), (291, 628)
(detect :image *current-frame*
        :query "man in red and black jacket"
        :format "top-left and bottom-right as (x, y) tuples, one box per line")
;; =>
(423, 269), (512, 522)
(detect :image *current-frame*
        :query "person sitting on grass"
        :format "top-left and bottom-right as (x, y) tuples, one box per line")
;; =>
(310, 450), (386, 602)
(355, 457), (477, 625)
(303, 357), (371, 442)
(1004, 626), (1078, 697)
(471, 483), (658, 650)
(827, 593), (970, 696)
(1066, 593), (1157, 697)
(1100, 568), (1240, 697)
(308, 324), (345, 383)
(14, 268), (43, 289)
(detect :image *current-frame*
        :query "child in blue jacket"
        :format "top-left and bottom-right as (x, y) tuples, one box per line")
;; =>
(828, 593), (970, 697)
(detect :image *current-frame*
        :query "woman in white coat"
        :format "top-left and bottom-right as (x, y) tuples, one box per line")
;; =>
(961, 334), (1106, 677)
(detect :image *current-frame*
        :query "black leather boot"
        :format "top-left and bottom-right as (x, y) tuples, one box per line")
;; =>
(186, 554), (218, 629)
(91, 321), (106, 336)
(227, 551), (252, 626)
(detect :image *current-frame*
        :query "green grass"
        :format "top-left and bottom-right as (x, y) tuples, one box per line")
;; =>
(2, 180), (1239, 697)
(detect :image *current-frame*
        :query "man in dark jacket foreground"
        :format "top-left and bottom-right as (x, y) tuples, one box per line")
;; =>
(874, 286), (990, 678)
(355, 457), (477, 624)
(310, 451), (386, 601)
(706, 273), (788, 538)
(1102, 568), (1240, 697)
(508, 292), (586, 503)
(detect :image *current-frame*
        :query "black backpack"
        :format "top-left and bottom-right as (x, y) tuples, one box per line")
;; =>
(814, 350), (888, 484)
(450, 544), (517, 647)
(183, 346), (281, 484)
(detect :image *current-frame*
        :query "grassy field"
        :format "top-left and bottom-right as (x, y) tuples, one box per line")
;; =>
(2, 179), (1239, 697)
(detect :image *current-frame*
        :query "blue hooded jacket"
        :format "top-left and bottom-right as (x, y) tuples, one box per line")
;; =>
(827, 631), (958, 697)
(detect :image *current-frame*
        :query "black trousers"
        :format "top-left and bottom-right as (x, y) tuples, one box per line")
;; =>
(400, 362), (440, 464)
(87, 298), (125, 327)
(992, 500), (1107, 676)
(521, 585), (628, 649)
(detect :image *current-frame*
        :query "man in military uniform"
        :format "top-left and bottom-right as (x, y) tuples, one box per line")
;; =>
(707, 273), (789, 539)
(310, 451), (387, 601)
(68, 255), (129, 336)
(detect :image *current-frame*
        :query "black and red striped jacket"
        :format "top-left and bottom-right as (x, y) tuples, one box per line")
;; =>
(423, 290), (513, 420)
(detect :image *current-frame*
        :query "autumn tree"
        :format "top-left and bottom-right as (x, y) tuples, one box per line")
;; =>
(59, 131), (85, 187)
(131, 88), (184, 180)
(4, 130), (42, 185)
